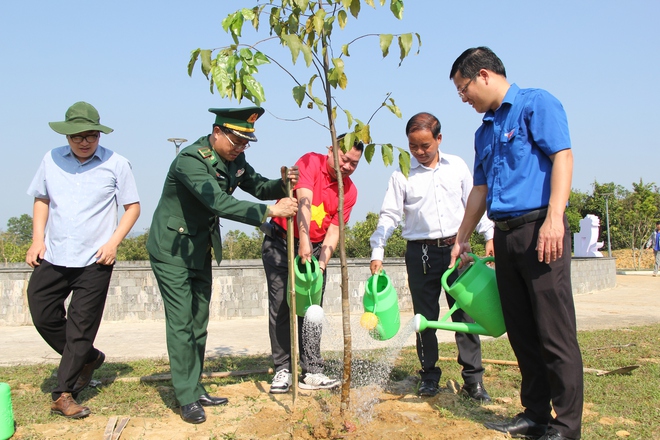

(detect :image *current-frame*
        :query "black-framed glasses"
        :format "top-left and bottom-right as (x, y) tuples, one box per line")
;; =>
(458, 77), (475, 99)
(68, 134), (99, 143)
(221, 131), (250, 151)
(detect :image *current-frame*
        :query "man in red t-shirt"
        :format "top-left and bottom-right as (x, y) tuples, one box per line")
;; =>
(262, 134), (363, 393)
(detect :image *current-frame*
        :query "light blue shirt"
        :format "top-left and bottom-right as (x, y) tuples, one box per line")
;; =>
(474, 84), (571, 220)
(27, 145), (140, 267)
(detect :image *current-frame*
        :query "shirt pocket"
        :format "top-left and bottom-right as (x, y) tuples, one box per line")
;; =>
(166, 216), (197, 236)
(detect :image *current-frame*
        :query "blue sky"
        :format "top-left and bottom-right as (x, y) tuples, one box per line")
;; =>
(1, 1), (658, 236)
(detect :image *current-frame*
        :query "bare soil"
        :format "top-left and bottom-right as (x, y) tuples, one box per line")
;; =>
(19, 379), (521, 440)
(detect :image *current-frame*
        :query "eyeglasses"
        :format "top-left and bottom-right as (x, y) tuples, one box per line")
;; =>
(221, 131), (250, 151)
(458, 77), (475, 99)
(68, 134), (99, 143)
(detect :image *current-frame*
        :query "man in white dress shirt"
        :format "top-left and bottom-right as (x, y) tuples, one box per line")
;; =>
(370, 112), (494, 400)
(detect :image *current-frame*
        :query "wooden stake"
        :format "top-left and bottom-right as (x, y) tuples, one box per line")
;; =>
(286, 170), (298, 405)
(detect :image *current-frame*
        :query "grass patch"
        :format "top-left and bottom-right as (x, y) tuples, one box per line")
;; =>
(1, 325), (659, 438)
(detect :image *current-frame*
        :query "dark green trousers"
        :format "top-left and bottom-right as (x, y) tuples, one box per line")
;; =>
(149, 255), (212, 406)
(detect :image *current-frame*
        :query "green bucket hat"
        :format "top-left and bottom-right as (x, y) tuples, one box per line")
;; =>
(209, 106), (264, 142)
(49, 101), (113, 135)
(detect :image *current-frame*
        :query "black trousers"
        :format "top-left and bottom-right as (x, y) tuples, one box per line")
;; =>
(405, 241), (484, 384)
(262, 234), (327, 375)
(27, 260), (112, 400)
(494, 216), (583, 439)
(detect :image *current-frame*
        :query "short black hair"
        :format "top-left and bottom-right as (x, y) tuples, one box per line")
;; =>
(450, 46), (506, 80)
(405, 112), (441, 138)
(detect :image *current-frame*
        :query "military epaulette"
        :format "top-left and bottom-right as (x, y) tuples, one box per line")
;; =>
(197, 147), (214, 159)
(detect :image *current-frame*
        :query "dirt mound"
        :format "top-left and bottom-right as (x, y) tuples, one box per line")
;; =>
(611, 248), (655, 270)
(21, 380), (512, 439)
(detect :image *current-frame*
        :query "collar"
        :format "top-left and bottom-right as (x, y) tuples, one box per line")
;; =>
(61, 144), (105, 164)
(482, 83), (520, 122)
(410, 151), (445, 170)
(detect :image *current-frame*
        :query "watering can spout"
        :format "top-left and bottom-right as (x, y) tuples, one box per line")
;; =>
(414, 313), (493, 336)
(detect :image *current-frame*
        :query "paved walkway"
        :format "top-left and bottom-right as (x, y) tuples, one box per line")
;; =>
(1, 274), (658, 367)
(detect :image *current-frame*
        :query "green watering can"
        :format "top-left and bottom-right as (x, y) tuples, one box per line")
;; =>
(414, 254), (506, 338)
(287, 255), (323, 317)
(362, 271), (400, 341)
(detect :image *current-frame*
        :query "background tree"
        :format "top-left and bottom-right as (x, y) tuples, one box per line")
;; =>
(222, 229), (264, 260)
(6, 214), (32, 245)
(189, 0), (419, 411)
(116, 230), (150, 261)
(621, 180), (660, 268)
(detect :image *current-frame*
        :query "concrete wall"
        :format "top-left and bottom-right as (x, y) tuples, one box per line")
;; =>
(0, 257), (616, 326)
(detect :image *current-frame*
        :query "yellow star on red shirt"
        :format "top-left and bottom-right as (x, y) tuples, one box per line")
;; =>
(310, 202), (327, 228)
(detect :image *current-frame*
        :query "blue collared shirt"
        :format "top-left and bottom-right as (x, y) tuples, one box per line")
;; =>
(474, 84), (571, 220)
(27, 145), (140, 267)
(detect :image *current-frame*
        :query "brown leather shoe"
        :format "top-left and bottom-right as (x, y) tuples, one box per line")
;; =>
(73, 351), (105, 393)
(51, 392), (91, 418)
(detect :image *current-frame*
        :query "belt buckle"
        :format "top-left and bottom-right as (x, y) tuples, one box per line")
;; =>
(497, 221), (510, 232)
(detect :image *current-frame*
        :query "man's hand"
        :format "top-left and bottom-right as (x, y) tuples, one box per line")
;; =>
(537, 215), (564, 263)
(268, 198), (298, 218)
(298, 239), (313, 263)
(281, 166), (299, 187)
(95, 243), (118, 265)
(370, 260), (383, 275)
(26, 241), (46, 268)
(449, 241), (473, 269)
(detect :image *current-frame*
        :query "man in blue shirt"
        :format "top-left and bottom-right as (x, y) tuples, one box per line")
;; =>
(449, 47), (582, 440)
(646, 221), (660, 276)
(26, 102), (141, 419)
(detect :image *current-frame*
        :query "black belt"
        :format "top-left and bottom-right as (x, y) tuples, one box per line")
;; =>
(411, 236), (457, 247)
(494, 208), (548, 231)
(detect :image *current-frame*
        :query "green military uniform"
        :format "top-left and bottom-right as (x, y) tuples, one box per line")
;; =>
(147, 108), (286, 406)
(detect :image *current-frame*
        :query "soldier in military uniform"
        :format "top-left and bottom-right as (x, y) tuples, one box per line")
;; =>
(147, 107), (298, 424)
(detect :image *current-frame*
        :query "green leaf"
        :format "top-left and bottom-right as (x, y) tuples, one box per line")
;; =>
(231, 12), (245, 38)
(415, 32), (422, 55)
(235, 77), (244, 102)
(241, 7), (256, 20)
(200, 49), (212, 78)
(365, 143), (375, 164)
(341, 0), (352, 9)
(341, 132), (354, 153)
(343, 109), (354, 128)
(282, 34), (302, 64)
(188, 49), (201, 77)
(313, 9), (326, 34)
(398, 33), (413, 65)
(312, 96), (325, 111)
(380, 34), (393, 58)
(328, 57), (346, 88)
(338, 10), (348, 29)
(294, 0), (310, 12)
(349, 0), (361, 18)
(307, 74), (318, 96)
(381, 143), (394, 167)
(221, 13), (235, 33)
(390, 0), (404, 19)
(292, 85), (306, 107)
(397, 148), (411, 177)
(301, 44), (313, 67)
(385, 98), (402, 118)
(341, 43), (350, 57)
(243, 74), (265, 105)
(365, 0), (375, 7)
(252, 51), (270, 67)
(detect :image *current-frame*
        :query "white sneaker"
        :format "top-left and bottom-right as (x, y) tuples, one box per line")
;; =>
(269, 369), (292, 394)
(299, 373), (341, 390)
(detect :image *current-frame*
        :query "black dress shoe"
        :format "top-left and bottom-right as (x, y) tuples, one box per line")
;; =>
(484, 413), (548, 439)
(417, 379), (440, 397)
(180, 402), (206, 424)
(461, 381), (492, 403)
(538, 428), (574, 439)
(198, 393), (228, 406)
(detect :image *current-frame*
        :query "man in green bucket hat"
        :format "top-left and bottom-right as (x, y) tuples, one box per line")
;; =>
(26, 101), (141, 419)
(147, 106), (299, 424)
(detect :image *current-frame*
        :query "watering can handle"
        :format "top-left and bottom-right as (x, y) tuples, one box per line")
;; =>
(441, 253), (495, 292)
(370, 270), (385, 309)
